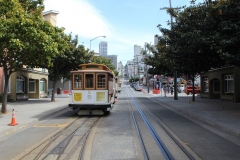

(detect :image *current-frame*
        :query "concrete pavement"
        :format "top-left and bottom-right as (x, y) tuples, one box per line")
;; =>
(141, 85), (240, 137)
(1, 86), (240, 142)
(0, 98), (70, 141)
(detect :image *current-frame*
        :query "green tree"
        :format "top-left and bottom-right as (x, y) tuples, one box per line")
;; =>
(159, 1), (228, 101)
(0, 0), (60, 113)
(142, 41), (173, 76)
(209, 0), (240, 66)
(48, 34), (93, 102)
(146, 0), (240, 101)
(129, 78), (134, 83)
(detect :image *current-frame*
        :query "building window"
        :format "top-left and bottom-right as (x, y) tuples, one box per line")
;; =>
(29, 79), (36, 93)
(17, 76), (25, 93)
(213, 79), (220, 93)
(42, 68), (46, 72)
(40, 78), (46, 93)
(203, 78), (208, 92)
(225, 75), (233, 93)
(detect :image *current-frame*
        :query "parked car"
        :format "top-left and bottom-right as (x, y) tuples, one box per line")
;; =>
(131, 82), (137, 88)
(185, 86), (200, 95)
(130, 82), (137, 88)
(134, 84), (143, 91)
(179, 84), (185, 92)
(133, 83), (139, 90)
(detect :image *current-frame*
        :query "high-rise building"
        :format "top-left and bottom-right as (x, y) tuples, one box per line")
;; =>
(133, 45), (144, 80)
(99, 41), (108, 56)
(117, 61), (123, 77)
(103, 55), (118, 69)
(134, 45), (141, 57)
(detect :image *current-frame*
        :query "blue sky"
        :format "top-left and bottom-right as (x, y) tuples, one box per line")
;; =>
(44, 0), (202, 65)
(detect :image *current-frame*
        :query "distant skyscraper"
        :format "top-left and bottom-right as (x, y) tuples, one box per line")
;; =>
(118, 61), (123, 77)
(134, 45), (141, 57)
(99, 41), (108, 56)
(103, 55), (118, 69)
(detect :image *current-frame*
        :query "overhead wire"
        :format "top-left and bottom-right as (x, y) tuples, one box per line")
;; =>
(149, 0), (170, 41)
(149, 0), (193, 46)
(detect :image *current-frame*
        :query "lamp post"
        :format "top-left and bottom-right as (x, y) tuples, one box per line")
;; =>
(146, 65), (149, 93)
(90, 36), (106, 51)
(133, 62), (135, 81)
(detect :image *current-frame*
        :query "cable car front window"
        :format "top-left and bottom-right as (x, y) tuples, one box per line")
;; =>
(85, 74), (94, 88)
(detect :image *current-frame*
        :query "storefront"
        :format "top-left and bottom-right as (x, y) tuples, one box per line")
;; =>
(200, 66), (240, 102)
(8, 69), (48, 101)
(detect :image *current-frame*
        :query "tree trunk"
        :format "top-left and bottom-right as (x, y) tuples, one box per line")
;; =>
(51, 79), (57, 102)
(191, 77), (195, 102)
(1, 67), (10, 114)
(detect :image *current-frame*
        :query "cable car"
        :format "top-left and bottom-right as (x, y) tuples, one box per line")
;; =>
(68, 64), (117, 115)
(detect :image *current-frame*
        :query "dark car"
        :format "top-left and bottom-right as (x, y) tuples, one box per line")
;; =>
(131, 82), (137, 88)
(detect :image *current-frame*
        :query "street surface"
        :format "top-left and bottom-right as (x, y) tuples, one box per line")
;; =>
(0, 80), (240, 159)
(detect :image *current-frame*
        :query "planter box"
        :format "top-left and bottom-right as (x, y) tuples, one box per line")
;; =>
(17, 94), (28, 101)
(221, 95), (233, 101)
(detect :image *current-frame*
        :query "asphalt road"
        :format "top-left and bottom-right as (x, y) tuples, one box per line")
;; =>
(1, 83), (240, 160)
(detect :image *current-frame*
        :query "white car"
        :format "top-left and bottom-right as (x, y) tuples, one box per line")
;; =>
(135, 84), (143, 91)
(179, 84), (185, 92)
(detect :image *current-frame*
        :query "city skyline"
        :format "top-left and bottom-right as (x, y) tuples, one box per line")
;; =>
(43, 0), (203, 65)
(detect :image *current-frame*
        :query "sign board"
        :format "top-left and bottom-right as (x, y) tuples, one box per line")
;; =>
(74, 92), (82, 102)
(96, 92), (106, 102)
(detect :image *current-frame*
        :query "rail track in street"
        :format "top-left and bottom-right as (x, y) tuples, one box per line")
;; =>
(17, 116), (100, 160)
(127, 89), (198, 160)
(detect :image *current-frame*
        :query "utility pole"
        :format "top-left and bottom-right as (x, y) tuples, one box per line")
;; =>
(144, 44), (150, 93)
(160, 0), (181, 100)
(133, 61), (135, 81)
(137, 56), (140, 85)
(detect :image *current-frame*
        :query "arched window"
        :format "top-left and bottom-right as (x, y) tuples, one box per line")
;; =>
(16, 76), (25, 93)
(40, 78), (46, 93)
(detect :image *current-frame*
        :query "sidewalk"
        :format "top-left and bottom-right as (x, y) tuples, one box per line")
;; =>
(142, 85), (240, 137)
(0, 98), (70, 140)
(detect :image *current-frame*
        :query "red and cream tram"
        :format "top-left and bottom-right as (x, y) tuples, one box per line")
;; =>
(68, 64), (117, 115)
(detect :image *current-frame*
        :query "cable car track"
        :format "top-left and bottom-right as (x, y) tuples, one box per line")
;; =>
(127, 91), (196, 160)
(18, 116), (100, 160)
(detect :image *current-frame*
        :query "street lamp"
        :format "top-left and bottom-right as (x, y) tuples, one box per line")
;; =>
(90, 36), (106, 51)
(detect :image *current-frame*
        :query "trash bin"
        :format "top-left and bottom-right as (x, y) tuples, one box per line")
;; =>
(57, 88), (62, 94)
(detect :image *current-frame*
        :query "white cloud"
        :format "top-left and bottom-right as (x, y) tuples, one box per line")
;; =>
(43, 0), (154, 65)
(43, 0), (113, 38)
